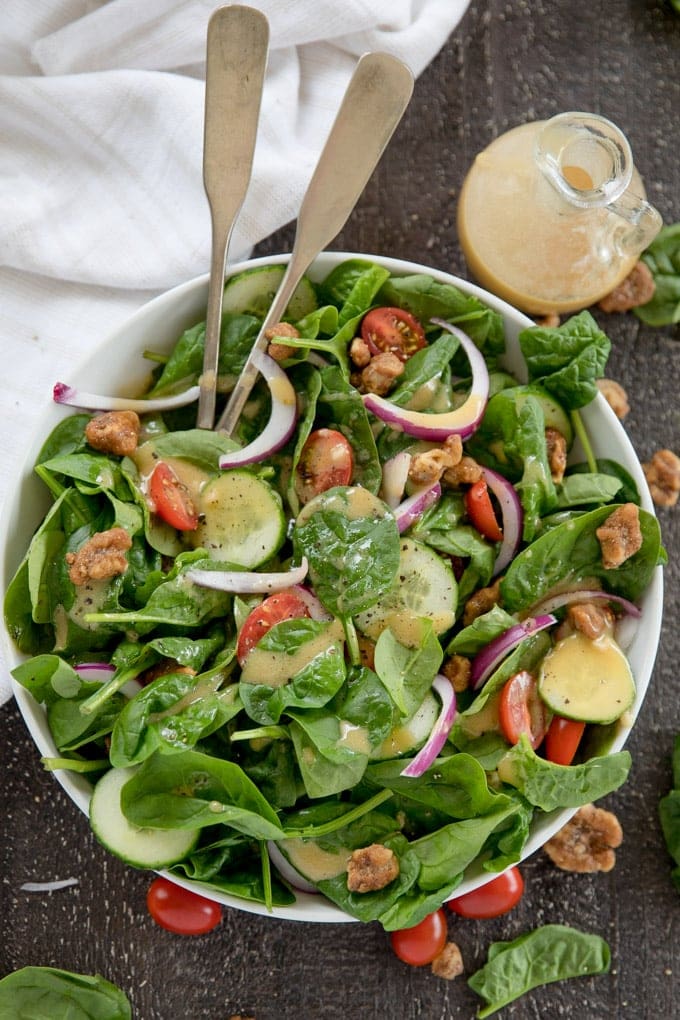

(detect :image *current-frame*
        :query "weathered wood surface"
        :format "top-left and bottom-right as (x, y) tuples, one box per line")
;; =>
(2, 2), (679, 1017)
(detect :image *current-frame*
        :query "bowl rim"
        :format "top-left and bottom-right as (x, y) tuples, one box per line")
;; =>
(1, 250), (663, 924)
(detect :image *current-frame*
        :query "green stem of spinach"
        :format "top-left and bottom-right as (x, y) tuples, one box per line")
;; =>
(79, 648), (157, 717)
(260, 840), (274, 913)
(230, 725), (288, 742)
(34, 464), (67, 501)
(343, 617), (361, 667)
(282, 789), (394, 840)
(41, 756), (110, 773)
(570, 409), (598, 473)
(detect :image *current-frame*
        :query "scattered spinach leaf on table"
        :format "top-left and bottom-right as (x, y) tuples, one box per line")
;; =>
(0, 966), (132, 1020)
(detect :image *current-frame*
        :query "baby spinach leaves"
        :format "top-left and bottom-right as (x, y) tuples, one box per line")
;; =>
(0, 966), (132, 1020)
(518, 310), (611, 409)
(636, 223), (680, 326)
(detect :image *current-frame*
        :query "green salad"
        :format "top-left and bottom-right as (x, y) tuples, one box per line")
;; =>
(4, 258), (664, 930)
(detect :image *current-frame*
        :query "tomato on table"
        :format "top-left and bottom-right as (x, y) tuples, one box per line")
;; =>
(149, 461), (198, 531)
(294, 428), (354, 504)
(146, 877), (222, 935)
(447, 866), (524, 919)
(465, 478), (503, 542)
(236, 590), (311, 665)
(389, 908), (447, 966)
(544, 714), (586, 765)
(361, 306), (426, 361)
(499, 670), (550, 750)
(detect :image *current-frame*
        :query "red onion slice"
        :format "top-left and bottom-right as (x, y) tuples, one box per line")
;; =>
(218, 350), (297, 468)
(186, 558), (309, 594)
(529, 588), (641, 619)
(381, 451), (412, 509)
(287, 584), (333, 621)
(267, 840), (319, 895)
(480, 467), (523, 576)
(394, 482), (441, 534)
(53, 382), (200, 412)
(400, 674), (457, 778)
(361, 322), (489, 441)
(470, 614), (557, 691)
(74, 662), (141, 699)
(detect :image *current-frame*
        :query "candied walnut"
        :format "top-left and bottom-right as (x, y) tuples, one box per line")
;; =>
(596, 502), (643, 569)
(442, 455), (483, 488)
(545, 427), (567, 484)
(598, 260), (655, 313)
(85, 410), (140, 457)
(431, 941), (464, 981)
(65, 527), (132, 586)
(441, 654), (471, 693)
(409, 435), (463, 485)
(357, 635), (376, 671)
(346, 844), (399, 893)
(359, 351), (404, 396)
(463, 577), (502, 627)
(349, 335), (372, 368)
(566, 601), (615, 641)
(543, 803), (623, 873)
(534, 312), (560, 328)
(265, 321), (299, 362)
(138, 658), (197, 687)
(643, 448), (680, 508)
(597, 378), (630, 419)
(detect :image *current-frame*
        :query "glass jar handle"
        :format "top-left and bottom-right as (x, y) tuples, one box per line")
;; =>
(609, 189), (663, 257)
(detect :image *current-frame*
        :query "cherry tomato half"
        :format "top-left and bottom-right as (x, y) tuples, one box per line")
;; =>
(447, 866), (524, 919)
(544, 715), (586, 766)
(389, 908), (447, 966)
(236, 591), (311, 666)
(146, 877), (222, 935)
(294, 428), (354, 505)
(361, 306), (427, 362)
(465, 479), (503, 543)
(499, 670), (550, 750)
(149, 461), (198, 531)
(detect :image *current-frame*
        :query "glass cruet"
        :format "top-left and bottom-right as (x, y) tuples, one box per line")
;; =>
(456, 111), (662, 315)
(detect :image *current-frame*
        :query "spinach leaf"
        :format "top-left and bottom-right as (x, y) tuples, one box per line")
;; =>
(35, 414), (90, 465)
(289, 715), (369, 797)
(3, 559), (54, 654)
(317, 365), (382, 492)
(48, 686), (127, 752)
(518, 311), (611, 409)
(446, 605), (518, 656)
(500, 504), (663, 612)
(12, 653), (88, 704)
(333, 665), (395, 751)
(0, 966), (131, 1020)
(555, 471), (623, 507)
(148, 312), (260, 395)
(468, 924), (610, 1018)
(498, 734), (631, 810)
(374, 620), (442, 718)
(144, 428), (240, 469)
(37, 452), (131, 502)
(410, 493), (495, 605)
(285, 363), (322, 515)
(568, 458), (640, 505)
(387, 333), (459, 407)
(318, 258), (390, 321)
(120, 748), (284, 839)
(636, 223), (680, 326)
(171, 830), (296, 905)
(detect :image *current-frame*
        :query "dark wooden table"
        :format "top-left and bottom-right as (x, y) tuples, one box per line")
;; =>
(2, 2), (679, 1017)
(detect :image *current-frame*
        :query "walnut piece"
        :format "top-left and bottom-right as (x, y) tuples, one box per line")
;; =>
(545, 427), (567, 484)
(65, 527), (132, 586)
(409, 435), (463, 485)
(85, 410), (140, 457)
(265, 321), (299, 362)
(431, 941), (464, 980)
(598, 260), (655, 313)
(534, 312), (561, 328)
(346, 844), (399, 893)
(359, 351), (404, 395)
(566, 601), (615, 641)
(643, 448), (680, 508)
(441, 654), (471, 693)
(138, 658), (197, 687)
(596, 378), (630, 419)
(463, 577), (502, 627)
(443, 455), (483, 488)
(595, 503), (643, 569)
(349, 335), (372, 368)
(543, 803), (623, 873)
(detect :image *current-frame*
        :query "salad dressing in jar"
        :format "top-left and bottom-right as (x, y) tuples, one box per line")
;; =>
(457, 112), (662, 315)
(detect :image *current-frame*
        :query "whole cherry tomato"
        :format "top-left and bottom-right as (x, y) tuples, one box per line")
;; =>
(389, 908), (447, 966)
(236, 591), (311, 666)
(294, 428), (354, 504)
(149, 461), (198, 531)
(465, 478), (503, 542)
(361, 306), (427, 361)
(447, 866), (524, 919)
(544, 715), (586, 766)
(499, 670), (550, 749)
(146, 877), (222, 935)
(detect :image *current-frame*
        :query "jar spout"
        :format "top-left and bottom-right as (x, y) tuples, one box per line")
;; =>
(609, 189), (663, 257)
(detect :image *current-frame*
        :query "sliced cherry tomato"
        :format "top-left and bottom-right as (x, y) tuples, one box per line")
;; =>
(544, 715), (586, 766)
(236, 591), (311, 665)
(294, 428), (354, 504)
(361, 306), (427, 362)
(146, 877), (222, 935)
(465, 478), (503, 542)
(149, 461), (198, 531)
(447, 866), (524, 919)
(499, 670), (550, 750)
(389, 908), (447, 966)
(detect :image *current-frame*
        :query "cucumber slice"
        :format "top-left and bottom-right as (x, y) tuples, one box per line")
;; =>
(355, 538), (457, 639)
(222, 265), (317, 321)
(538, 631), (635, 724)
(90, 767), (198, 869)
(515, 384), (573, 448)
(195, 470), (286, 567)
(370, 691), (439, 760)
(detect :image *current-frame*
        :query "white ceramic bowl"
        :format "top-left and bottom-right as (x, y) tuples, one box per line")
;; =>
(1, 252), (663, 923)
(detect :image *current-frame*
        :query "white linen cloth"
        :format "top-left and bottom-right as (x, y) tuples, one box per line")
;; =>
(0, 0), (470, 704)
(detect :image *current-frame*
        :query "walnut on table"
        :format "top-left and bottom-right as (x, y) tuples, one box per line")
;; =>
(598, 260), (655, 313)
(543, 803), (623, 873)
(643, 448), (680, 508)
(596, 378), (630, 419)
(431, 941), (464, 980)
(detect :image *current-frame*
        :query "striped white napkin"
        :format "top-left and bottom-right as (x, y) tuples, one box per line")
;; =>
(0, 0), (470, 704)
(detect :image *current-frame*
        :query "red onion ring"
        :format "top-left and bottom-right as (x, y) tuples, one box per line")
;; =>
(53, 382), (200, 412)
(470, 614), (557, 691)
(529, 588), (641, 619)
(394, 482), (441, 534)
(218, 349), (297, 468)
(400, 675), (457, 778)
(287, 585), (333, 621)
(480, 467), (523, 576)
(381, 451), (412, 509)
(186, 558), (309, 594)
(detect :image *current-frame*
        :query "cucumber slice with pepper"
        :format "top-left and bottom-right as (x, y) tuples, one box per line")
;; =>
(195, 470), (286, 568)
(538, 631), (635, 724)
(222, 265), (317, 321)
